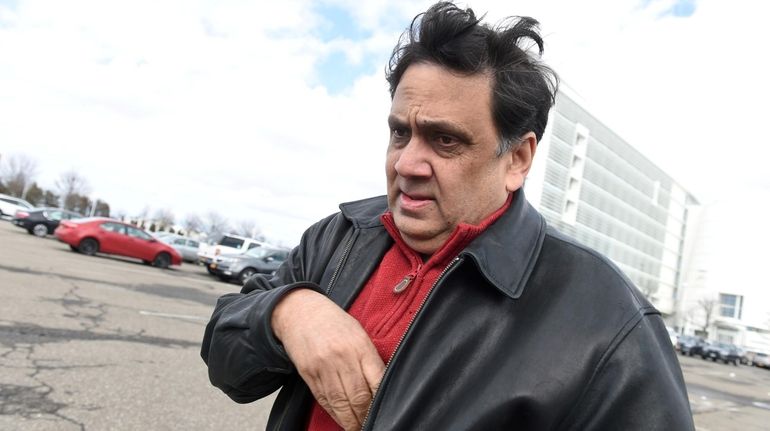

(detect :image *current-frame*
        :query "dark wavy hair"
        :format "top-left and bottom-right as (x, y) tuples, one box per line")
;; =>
(386, 2), (559, 155)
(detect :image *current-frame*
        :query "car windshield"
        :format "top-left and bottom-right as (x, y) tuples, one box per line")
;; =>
(245, 247), (272, 258)
(219, 236), (245, 248)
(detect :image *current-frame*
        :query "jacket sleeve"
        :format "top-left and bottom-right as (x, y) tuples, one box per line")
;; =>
(200, 212), (351, 403)
(561, 312), (695, 431)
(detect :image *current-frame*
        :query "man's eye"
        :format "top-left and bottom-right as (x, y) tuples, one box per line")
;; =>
(392, 128), (409, 138)
(436, 135), (457, 146)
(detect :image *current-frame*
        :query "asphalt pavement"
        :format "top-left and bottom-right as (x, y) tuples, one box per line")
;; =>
(0, 220), (275, 430)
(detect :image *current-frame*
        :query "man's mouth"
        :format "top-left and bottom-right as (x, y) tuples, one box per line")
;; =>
(399, 191), (433, 211)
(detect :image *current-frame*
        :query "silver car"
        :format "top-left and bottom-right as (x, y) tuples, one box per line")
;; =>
(159, 234), (202, 263)
(209, 247), (290, 284)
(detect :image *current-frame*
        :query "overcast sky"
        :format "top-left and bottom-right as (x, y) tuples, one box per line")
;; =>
(1, 0), (768, 246)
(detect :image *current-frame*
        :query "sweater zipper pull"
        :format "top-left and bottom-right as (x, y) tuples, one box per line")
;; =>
(393, 275), (414, 294)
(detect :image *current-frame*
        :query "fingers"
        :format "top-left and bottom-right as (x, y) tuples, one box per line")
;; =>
(360, 349), (386, 397)
(273, 291), (386, 430)
(338, 366), (375, 426)
(306, 368), (367, 431)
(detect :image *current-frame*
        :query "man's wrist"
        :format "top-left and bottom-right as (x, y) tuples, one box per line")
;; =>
(271, 288), (318, 341)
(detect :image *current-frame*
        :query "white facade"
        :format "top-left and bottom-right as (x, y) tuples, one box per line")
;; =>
(675, 190), (770, 353)
(525, 88), (696, 317)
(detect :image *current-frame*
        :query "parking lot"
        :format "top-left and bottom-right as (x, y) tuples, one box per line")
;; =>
(0, 220), (275, 430)
(1, 220), (770, 430)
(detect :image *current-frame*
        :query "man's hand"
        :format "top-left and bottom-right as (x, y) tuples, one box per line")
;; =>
(272, 289), (385, 431)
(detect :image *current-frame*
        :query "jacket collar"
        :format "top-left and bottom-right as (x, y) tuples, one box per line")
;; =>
(339, 189), (546, 300)
(460, 189), (546, 299)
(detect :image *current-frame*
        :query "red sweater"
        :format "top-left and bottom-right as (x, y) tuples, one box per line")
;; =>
(307, 196), (512, 430)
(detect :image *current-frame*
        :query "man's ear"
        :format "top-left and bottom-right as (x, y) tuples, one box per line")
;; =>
(505, 131), (537, 193)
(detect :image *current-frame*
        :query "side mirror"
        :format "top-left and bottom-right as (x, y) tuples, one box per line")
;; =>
(149, 238), (157, 243)
(264, 256), (274, 263)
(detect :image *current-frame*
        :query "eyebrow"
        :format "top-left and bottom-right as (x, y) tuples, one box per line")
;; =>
(387, 114), (474, 143)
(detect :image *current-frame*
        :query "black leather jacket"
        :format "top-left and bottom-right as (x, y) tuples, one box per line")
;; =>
(201, 191), (694, 430)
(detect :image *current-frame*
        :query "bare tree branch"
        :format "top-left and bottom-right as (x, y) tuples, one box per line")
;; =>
(182, 213), (203, 234)
(154, 208), (175, 229)
(203, 212), (230, 243)
(0, 154), (38, 198)
(55, 171), (90, 210)
(698, 298), (716, 335)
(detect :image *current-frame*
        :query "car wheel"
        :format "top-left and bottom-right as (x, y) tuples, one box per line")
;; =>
(78, 238), (99, 256)
(239, 268), (257, 285)
(153, 252), (171, 269)
(31, 223), (49, 237)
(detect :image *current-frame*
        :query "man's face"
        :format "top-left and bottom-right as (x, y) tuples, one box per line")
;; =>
(386, 63), (530, 255)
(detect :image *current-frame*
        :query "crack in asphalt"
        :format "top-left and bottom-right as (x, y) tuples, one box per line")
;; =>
(0, 263), (222, 307)
(0, 343), (87, 430)
(0, 322), (200, 349)
(0, 250), (213, 429)
(0, 319), (197, 427)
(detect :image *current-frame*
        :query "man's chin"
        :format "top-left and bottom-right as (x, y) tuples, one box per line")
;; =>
(392, 216), (446, 250)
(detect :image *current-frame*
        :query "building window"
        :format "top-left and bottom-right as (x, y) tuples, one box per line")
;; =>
(719, 293), (743, 319)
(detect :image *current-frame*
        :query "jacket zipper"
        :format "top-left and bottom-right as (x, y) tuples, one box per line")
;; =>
(393, 265), (421, 294)
(326, 231), (357, 295)
(360, 256), (463, 430)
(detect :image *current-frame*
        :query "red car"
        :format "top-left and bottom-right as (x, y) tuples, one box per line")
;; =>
(55, 218), (182, 268)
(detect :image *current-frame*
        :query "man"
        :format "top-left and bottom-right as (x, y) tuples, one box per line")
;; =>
(201, 2), (694, 430)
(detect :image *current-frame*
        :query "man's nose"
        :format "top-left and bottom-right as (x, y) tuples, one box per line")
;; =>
(393, 136), (432, 178)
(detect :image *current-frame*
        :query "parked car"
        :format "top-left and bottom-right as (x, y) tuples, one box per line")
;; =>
(198, 234), (267, 273)
(0, 193), (34, 220)
(55, 218), (182, 268)
(677, 335), (706, 356)
(159, 234), (202, 263)
(208, 246), (290, 284)
(752, 352), (770, 369)
(12, 207), (84, 237)
(701, 342), (742, 365)
(736, 346), (749, 365)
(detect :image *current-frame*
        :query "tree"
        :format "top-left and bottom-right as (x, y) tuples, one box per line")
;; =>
(203, 211), (230, 243)
(0, 154), (38, 198)
(24, 182), (44, 206)
(43, 190), (60, 207)
(235, 219), (260, 239)
(183, 213), (203, 234)
(93, 199), (110, 217)
(55, 171), (90, 210)
(154, 208), (175, 230)
(698, 298), (716, 336)
(69, 194), (92, 215)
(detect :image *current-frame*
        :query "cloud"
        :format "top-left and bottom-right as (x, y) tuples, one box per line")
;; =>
(1, 0), (768, 246)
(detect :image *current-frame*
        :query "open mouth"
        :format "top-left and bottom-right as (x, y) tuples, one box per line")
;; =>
(399, 191), (433, 211)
